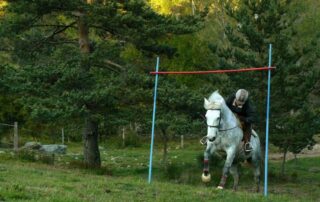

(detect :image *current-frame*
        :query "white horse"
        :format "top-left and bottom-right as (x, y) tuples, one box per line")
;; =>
(201, 90), (262, 192)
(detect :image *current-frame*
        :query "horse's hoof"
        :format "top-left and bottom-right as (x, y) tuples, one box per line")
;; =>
(217, 186), (224, 190)
(201, 173), (211, 183)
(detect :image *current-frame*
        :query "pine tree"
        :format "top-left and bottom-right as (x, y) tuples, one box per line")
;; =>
(0, 0), (203, 167)
(210, 0), (320, 172)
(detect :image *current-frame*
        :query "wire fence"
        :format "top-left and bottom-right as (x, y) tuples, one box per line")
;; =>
(0, 121), (83, 150)
(0, 123), (14, 127)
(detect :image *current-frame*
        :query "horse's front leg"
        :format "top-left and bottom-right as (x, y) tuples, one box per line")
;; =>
(201, 145), (212, 183)
(229, 164), (239, 191)
(217, 147), (236, 189)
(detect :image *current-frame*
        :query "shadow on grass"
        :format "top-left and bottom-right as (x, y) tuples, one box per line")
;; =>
(67, 160), (113, 176)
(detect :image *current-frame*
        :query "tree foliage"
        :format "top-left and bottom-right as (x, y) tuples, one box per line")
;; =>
(207, 0), (320, 162)
(0, 0), (204, 166)
(0, 0), (319, 171)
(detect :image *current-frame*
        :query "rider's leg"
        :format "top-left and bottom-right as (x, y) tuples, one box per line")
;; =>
(243, 123), (252, 152)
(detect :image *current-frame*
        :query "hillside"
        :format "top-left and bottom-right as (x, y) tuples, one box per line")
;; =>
(0, 142), (319, 202)
(0, 159), (295, 202)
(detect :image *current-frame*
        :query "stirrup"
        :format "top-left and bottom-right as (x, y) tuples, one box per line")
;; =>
(200, 136), (207, 145)
(244, 142), (252, 152)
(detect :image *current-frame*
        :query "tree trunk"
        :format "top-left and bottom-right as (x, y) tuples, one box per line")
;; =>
(78, 7), (101, 167)
(83, 119), (101, 167)
(281, 147), (288, 176)
(78, 13), (91, 54)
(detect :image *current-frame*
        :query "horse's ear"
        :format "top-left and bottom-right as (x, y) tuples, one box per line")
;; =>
(204, 98), (210, 110)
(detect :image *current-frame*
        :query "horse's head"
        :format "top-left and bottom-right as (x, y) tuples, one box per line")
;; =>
(204, 98), (222, 142)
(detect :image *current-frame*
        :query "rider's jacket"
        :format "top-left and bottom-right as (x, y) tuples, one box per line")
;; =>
(225, 94), (257, 124)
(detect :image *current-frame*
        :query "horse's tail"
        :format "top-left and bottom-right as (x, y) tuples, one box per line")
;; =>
(251, 129), (264, 173)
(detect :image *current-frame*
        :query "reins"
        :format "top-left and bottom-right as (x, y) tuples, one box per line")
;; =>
(207, 109), (239, 132)
(218, 125), (239, 132)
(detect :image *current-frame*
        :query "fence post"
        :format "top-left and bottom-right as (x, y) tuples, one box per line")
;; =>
(61, 128), (65, 144)
(122, 127), (125, 147)
(13, 122), (18, 151)
(181, 135), (184, 149)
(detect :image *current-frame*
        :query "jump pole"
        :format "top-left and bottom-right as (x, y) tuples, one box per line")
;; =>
(264, 44), (272, 196)
(148, 57), (160, 184)
(148, 47), (274, 192)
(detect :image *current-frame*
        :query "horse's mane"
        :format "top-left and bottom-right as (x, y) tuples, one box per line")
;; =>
(206, 90), (238, 128)
(208, 90), (225, 105)
(204, 90), (227, 110)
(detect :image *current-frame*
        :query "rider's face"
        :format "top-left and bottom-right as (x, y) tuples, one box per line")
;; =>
(234, 99), (244, 108)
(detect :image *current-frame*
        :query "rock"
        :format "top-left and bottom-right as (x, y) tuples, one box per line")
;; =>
(39, 144), (67, 154)
(309, 167), (320, 173)
(22, 142), (67, 154)
(23, 142), (42, 150)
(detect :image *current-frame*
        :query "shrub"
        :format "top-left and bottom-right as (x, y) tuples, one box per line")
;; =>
(17, 150), (36, 162)
(16, 150), (55, 165)
(291, 171), (298, 182)
(163, 163), (183, 181)
(39, 154), (55, 165)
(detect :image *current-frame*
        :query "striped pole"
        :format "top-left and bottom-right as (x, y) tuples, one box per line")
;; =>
(264, 44), (272, 196)
(148, 57), (160, 184)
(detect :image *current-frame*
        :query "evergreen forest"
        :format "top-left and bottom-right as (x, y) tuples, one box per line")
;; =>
(0, 0), (319, 168)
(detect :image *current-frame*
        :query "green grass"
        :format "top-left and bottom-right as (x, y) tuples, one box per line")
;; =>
(0, 139), (319, 201)
(0, 160), (295, 202)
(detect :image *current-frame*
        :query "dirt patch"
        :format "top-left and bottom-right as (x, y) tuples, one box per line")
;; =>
(269, 144), (320, 161)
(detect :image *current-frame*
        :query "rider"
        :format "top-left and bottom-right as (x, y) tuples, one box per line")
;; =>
(226, 89), (257, 152)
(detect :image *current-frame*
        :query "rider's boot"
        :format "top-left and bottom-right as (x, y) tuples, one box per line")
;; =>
(243, 124), (252, 153)
(245, 142), (252, 153)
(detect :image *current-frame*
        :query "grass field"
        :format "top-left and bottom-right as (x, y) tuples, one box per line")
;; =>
(0, 139), (319, 202)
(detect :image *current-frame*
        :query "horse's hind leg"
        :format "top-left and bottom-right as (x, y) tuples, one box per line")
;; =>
(251, 154), (261, 192)
(229, 164), (239, 191)
(253, 164), (261, 192)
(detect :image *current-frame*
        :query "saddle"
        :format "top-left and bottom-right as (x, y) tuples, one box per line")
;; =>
(234, 114), (257, 138)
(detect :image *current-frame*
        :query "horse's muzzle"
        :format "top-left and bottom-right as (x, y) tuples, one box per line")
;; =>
(208, 137), (216, 142)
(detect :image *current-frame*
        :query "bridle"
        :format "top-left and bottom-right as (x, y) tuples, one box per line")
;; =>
(206, 109), (222, 129)
(200, 108), (240, 145)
